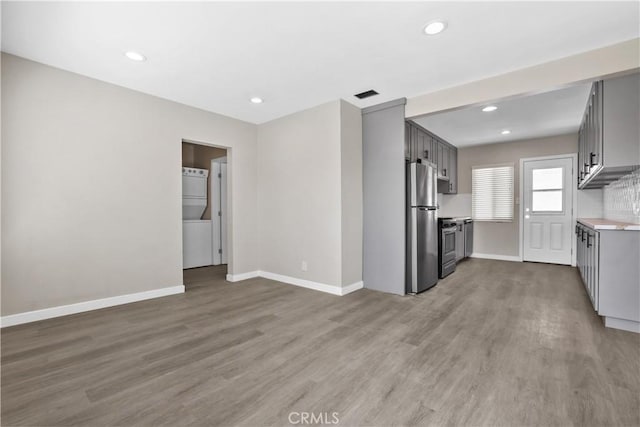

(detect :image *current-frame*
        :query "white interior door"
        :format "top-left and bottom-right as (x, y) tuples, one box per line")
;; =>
(210, 159), (228, 266)
(220, 163), (228, 265)
(523, 157), (573, 265)
(210, 162), (222, 265)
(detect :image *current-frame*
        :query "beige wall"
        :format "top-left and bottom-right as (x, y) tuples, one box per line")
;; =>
(445, 134), (578, 257)
(182, 141), (226, 220)
(1, 54), (258, 316)
(340, 100), (363, 286)
(256, 100), (363, 288)
(406, 38), (640, 119)
(257, 101), (342, 286)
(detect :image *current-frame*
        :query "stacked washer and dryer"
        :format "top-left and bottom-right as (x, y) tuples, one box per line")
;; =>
(182, 167), (213, 269)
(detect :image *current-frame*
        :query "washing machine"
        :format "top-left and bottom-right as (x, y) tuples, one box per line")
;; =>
(182, 167), (213, 268)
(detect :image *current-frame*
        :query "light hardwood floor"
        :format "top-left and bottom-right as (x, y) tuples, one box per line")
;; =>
(2, 259), (639, 426)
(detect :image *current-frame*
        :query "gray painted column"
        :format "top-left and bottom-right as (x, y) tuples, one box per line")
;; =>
(362, 99), (406, 295)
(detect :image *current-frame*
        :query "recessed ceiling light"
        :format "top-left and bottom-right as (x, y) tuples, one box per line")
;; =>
(125, 51), (146, 62)
(482, 105), (498, 112)
(250, 97), (263, 104)
(423, 20), (447, 35)
(501, 130), (511, 135)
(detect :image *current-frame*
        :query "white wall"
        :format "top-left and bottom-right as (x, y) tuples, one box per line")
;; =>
(257, 101), (342, 286)
(1, 54), (258, 316)
(340, 100), (363, 287)
(256, 100), (362, 289)
(578, 189), (603, 219)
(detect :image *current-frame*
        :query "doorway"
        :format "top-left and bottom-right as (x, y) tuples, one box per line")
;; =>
(181, 140), (229, 288)
(521, 155), (576, 265)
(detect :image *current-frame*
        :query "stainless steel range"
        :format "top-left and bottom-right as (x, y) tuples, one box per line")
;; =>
(438, 217), (457, 278)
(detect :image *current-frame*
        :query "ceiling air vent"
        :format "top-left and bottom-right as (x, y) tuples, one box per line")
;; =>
(354, 90), (379, 99)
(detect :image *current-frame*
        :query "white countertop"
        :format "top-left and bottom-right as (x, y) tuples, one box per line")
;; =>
(577, 218), (640, 231)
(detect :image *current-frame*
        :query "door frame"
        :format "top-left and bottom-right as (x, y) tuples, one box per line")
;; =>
(182, 139), (233, 274)
(518, 153), (577, 267)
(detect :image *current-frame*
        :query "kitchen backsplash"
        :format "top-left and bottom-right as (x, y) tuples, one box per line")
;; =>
(603, 169), (640, 224)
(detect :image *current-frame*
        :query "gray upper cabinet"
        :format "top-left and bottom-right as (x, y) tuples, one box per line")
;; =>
(449, 148), (458, 194)
(405, 121), (458, 194)
(404, 122), (411, 161)
(578, 72), (640, 189)
(438, 142), (449, 180)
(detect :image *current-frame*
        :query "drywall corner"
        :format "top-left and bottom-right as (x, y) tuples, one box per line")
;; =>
(340, 100), (363, 287)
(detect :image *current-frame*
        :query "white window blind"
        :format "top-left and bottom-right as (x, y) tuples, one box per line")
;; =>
(472, 165), (514, 222)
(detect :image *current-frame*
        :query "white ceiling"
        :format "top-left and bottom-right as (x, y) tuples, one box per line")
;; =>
(2, 2), (638, 124)
(412, 83), (594, 147)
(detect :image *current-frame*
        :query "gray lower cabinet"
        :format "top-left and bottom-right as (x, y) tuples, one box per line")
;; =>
(576, 221), (640, 332)
(455, 221), (465, 261)
(464, 220), (473, 257)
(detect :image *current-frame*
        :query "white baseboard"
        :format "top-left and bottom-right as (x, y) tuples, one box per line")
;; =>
(259, 271), (345, 295)
(2, 271), (360, 328)
(1, 285), (185, 328)
(226, 271), (260, 282)
(229, 270), (363, 297)
(341, 281), (364, 296)
(604, 316), (640, 333)
(469, 253), (522, 262)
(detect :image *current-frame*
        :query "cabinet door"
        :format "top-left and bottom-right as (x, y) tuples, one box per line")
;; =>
(588, 97), (592, 175)
(576, 225), (582, 277)
(587, 230), (592, 297)
(428, 135), (437, 165)
(594, 81), (603, 169)
(410, 125), (419, 162)
(578, 226), (585, 282)
(421, 132), (433, 162)
(437, 142), (449, 179)
(577, 125), (583, 186)
(414, 127), (422, 161)
(449, 148), (458, 194)
(590, 89), (596, 169)
(592, 231), (599, 310)
(404, 122), (411, 161)
(416, 129), (428, 162)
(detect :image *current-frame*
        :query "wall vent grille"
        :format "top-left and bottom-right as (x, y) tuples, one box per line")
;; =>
(354, 90), (379, 99)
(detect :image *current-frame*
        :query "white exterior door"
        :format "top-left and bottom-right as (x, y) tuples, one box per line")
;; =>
(523, 157), (573, 265)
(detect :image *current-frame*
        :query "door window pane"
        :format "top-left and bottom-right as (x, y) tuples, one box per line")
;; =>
(532, 168), (563, 190)
(532, 190), (563, 212)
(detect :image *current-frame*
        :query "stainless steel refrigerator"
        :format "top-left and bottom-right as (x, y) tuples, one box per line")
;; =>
(406, 162), (439, 293)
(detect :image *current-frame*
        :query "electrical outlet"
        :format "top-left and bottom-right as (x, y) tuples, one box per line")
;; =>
(301, 261), (308, 272)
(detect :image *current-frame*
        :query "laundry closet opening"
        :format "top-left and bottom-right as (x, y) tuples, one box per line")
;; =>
(181, 140), (229, 289)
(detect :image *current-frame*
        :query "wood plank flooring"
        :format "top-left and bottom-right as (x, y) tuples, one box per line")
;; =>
(2, 259), (639, 426)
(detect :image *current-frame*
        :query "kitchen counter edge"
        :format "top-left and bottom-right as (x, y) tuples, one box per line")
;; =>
(577, 218), (640, 231)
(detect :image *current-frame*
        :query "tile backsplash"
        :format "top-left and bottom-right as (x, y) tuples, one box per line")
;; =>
(603, 169), (640, 224)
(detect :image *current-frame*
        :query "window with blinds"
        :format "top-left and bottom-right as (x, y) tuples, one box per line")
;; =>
(472, 165), (514, 222)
